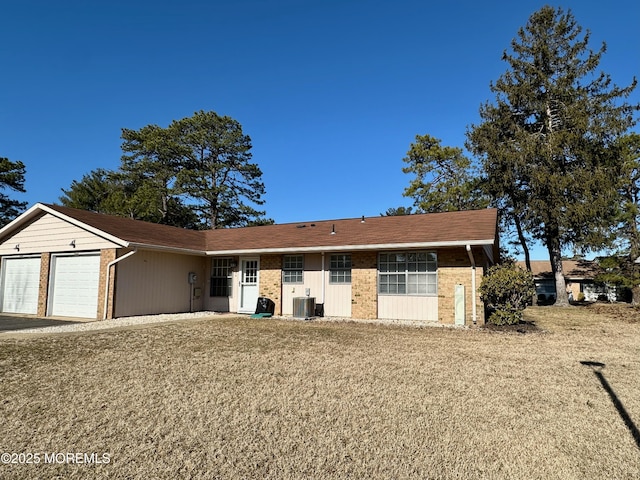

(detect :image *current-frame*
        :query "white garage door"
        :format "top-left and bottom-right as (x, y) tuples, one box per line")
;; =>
(1, 256), (41, 314)
(49, 254), (101, 318)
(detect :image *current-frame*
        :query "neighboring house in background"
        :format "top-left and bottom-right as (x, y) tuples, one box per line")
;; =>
(0, 204), (499, 325)
(520, 259), (630, 303)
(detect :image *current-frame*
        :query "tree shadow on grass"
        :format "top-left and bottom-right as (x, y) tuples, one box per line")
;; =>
(580, 361), (640, 450)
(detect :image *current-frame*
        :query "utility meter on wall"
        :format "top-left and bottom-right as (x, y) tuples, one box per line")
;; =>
(188, 272), (197, 284)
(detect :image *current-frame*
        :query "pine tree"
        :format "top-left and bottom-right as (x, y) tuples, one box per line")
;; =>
(467, 6), (638, 306)
(120, 125), (197, 227)
(402, 134), (488, 213)
(172, 111), (269, 228)
(0, 157), (27, 227)
(60, 110), (271, 229)
(597, 133), (640, 303)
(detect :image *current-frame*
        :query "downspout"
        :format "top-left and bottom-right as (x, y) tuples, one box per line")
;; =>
(466, 245), (477, 325)
(103, 248), (137, 320)
(321, 252), (326, 306)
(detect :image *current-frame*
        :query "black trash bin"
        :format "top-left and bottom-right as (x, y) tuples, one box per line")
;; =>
(254, 297), (275, 317)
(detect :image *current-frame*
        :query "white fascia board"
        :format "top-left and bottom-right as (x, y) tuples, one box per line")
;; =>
(0, 203), (45, 239)
(205, 239), (496, 256)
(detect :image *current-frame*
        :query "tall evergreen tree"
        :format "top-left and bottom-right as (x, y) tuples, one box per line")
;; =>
(596, 133), (640, 303)
(467, 6), (638, 306)
(0, 157), (27, 227)
(120, 125), (197, 227)
(172, 110), (269, 228)
(59, 168), (116, 213)
(60, 110), (270, 229)
(402, 134), (488, 213)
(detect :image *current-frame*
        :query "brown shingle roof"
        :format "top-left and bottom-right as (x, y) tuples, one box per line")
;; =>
(202, 209), (498, 253)
(37, 204), (498, 254)
(518, 259), (600, 279)
(43, 204), (207, 252)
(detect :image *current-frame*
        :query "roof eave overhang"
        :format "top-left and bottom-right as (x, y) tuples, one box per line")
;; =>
(205, 239), (496, 256)
(0, 203), (130, 247)
(0, 203), (48, 241)
(43, 205), (130, 247)
(0, 204), (497, 259)
(534, 274), (594, 280)
(126, 242), (209, 256)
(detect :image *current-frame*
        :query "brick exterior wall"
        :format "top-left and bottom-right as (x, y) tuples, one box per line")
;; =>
(259, 254), (282, 315)
(437, 247), (486, 325)
(254, 248), (489, 325)
(351, 251), (378, 319)
(37, 253), (51, 317)
(99, 249), (117, 319)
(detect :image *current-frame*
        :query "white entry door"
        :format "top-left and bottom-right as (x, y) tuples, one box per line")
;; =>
(238, 258), (259, 314)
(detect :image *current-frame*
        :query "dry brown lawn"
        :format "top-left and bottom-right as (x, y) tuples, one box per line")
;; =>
(1, 305), (639, 479)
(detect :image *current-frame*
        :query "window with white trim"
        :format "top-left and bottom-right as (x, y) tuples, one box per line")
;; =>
(330, 254), (351, 284)
(378, 252), (437, 295)
(211, 257), (233, 297)
(283, 255), (303, 283)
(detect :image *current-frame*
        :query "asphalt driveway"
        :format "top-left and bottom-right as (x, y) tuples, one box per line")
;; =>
(0, 315), (87, 333)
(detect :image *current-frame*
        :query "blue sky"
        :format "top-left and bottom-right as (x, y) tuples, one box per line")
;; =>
(1, 0), (638, 259)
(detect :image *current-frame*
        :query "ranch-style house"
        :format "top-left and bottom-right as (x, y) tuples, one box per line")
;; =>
(0, 204), (499, 325)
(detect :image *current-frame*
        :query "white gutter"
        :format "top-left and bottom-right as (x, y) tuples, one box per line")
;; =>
(102, 249), (137, 320)
(206, 239), (496, 256)
(466, 245), (477, 325)
(126, 242), (207, 256)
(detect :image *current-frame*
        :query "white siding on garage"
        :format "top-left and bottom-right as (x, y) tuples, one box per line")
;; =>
(0, 213), (119, 256)
(1, 256), (41, 314)
(48, 254), (101, 318)
(114, 250), (207, 318)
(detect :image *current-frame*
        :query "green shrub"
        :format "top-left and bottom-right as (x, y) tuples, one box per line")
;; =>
(487, 308), (521, 326)
(479, 262), (536, 326)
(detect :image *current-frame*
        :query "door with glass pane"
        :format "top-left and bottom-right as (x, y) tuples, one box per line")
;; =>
(239, 258), (259, 313)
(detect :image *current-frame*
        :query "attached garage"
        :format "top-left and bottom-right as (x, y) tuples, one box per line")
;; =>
(48, 253), (101, 318)
(1, 256), (41, 314)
